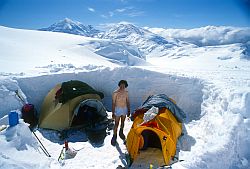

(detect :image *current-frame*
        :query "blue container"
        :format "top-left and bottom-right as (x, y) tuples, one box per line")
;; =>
(9, 111), (19, 127)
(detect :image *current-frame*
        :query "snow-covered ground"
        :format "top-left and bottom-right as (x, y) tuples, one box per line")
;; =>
(0, 24), (249, 169)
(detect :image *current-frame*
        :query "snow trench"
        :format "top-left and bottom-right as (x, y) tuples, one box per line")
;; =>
(1, 67), (249, 169)
(178, 80), (250, 169)
(14, 67), (203, 122)
(16, 67), (250, 168)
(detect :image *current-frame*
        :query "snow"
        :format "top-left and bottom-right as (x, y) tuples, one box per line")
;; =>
(0, 24), (250, 169)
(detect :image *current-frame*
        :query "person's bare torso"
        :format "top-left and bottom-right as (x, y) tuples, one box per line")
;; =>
(113, 89), (128, 108)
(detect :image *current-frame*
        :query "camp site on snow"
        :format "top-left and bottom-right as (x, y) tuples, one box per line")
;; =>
(1, 80), (186, 169)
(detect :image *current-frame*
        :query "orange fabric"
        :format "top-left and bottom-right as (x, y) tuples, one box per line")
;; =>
(126, 106), (182, 165)
(141, 121), (160, 130)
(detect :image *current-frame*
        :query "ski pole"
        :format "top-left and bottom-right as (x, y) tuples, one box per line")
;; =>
(15, 90), (27, 105)
(33, 131), (51, 157)
(15, 89), (50, 157)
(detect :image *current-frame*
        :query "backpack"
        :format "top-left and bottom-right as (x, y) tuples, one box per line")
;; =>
(21, 104), (38, 130)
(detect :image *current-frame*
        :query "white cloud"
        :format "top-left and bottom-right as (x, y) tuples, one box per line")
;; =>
(116, 8), (126, 13)
(127, 10), (144, 17)
(109, 11), (114, 17)
(101, 6), (144, 18)
(115, 6), (134, 13)
(100, 14), (108, 19)
(88, 7), (95, 12)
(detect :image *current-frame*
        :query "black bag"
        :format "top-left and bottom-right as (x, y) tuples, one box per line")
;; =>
(21, 104), (38, 130)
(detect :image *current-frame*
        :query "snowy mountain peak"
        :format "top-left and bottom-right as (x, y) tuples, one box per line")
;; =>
(113, 23), (144, 35)
(62, 17), (76, 23)
(102, 22), (149, 39)
(39, 18), (100, 37)
(101, 23), (192, 57)
(59, 18), (82, 26)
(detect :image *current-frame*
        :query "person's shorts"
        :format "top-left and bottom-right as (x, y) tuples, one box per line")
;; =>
(115, 107), (128, 117)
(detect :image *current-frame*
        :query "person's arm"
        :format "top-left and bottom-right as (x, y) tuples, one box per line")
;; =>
(126, 92), (130, 117)
(112, 92), (116, 119)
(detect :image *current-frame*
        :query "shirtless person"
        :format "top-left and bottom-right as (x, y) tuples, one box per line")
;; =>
(111, 80), (130, 146)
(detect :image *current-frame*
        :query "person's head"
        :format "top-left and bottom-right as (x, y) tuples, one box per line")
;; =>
(118, 80), (128, 89)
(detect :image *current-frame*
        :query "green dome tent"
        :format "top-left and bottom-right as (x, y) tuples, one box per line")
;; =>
(39, 80), (106, 131)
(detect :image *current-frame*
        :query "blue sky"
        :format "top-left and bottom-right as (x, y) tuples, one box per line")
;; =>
(0, 0), (249, 29)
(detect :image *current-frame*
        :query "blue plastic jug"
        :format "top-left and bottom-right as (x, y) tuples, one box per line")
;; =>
(8, 111), (19, 127)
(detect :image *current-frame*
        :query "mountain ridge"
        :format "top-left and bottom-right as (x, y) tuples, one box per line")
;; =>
(39, 18), (250, 49)
(39, 18), (101, 37)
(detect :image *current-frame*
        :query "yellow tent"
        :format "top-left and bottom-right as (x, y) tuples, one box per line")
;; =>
(39, 80), (106, 131)
(126, 94), (185, 166)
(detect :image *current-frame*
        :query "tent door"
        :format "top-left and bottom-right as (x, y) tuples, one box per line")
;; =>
(141, 129), (161, 150)
(71, 105), (98, 127)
